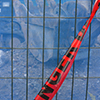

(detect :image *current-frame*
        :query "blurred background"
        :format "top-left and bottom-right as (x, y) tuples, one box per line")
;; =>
(0, 0), (100, 100)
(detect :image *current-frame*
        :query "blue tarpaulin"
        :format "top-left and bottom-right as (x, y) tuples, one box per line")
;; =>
(0, 0), (100, 100)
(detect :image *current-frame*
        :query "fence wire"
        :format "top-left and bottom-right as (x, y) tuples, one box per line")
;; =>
(0, 0), (100, 100)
